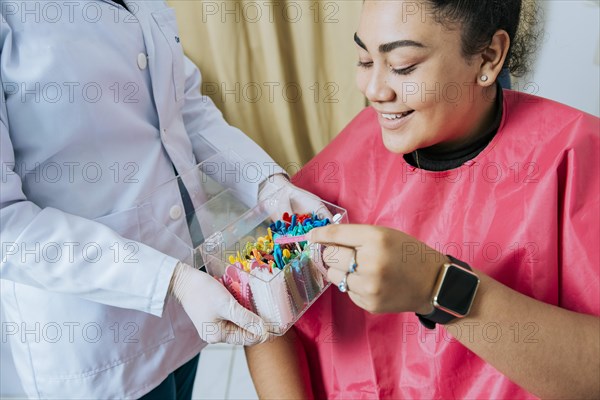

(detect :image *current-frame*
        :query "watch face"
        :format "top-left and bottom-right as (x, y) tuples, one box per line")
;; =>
(436, 265), (479, 316)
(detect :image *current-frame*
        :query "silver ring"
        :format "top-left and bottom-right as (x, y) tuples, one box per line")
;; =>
(348, 256), (357, 274)
(338, 273), (349, 293)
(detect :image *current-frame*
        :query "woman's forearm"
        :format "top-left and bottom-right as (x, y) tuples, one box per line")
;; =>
(245, 328), (313, 399)
(450, 273), (600, 399)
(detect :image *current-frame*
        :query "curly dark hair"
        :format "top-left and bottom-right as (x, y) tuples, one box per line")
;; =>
(427, 0), (540, 77)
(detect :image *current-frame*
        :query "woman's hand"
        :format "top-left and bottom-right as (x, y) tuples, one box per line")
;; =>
(307, 224), (448, 314)
(308, 225), (600, 398)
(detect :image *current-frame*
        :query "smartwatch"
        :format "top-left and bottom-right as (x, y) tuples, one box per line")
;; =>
(416, 255), (480, 329)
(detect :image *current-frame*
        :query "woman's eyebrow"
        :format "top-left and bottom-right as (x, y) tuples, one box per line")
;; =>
(379, 39), (425, 53)
(354, 32), (367, 50)
(354, 32), (426, 53)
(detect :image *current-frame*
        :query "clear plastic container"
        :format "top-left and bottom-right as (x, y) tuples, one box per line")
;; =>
(139, 149), (348, 335)
(200, 190), (347, 335)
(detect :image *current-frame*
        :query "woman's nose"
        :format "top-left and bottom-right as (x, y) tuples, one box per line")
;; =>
(364, 68), (395, 104)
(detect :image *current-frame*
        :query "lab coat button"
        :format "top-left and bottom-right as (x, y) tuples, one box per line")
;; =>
(169, 205), (183, 220)
(137, 53), (148, 70)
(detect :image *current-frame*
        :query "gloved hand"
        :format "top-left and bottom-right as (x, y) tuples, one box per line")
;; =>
(258, 174), (333, 220)
(169, 262), (268, 345)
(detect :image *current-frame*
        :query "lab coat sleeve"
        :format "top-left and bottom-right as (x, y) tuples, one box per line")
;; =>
(0, 19), (177, 317)
(180, 56), (286, 183)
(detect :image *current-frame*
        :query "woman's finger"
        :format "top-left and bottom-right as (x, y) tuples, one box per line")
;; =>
(327, 266), (364, 296)
(307, 224), (375, 248)
(322, 245), (355, 272)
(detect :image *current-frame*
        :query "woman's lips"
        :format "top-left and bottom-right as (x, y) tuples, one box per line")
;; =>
(377, 110), (415, 130)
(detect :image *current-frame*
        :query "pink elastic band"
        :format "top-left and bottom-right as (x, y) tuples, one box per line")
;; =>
(274, 235), (307, 245)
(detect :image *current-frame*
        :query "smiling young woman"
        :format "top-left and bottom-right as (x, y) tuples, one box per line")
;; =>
(354, 1), (504, 156)
(245, 1), (599, 399)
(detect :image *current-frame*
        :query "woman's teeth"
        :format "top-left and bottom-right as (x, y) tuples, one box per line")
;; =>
(382, 111), (413, 120)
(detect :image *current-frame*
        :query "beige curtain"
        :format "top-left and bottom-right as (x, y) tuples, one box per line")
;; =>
(168, 0), (366, 168)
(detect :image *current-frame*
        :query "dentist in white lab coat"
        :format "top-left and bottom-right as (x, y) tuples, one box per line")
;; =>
(0, 1), (303, 398)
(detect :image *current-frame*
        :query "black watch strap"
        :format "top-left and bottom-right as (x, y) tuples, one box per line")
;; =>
(416, 255), (472, 330)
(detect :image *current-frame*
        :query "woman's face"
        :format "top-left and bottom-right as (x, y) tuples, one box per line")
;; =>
(356, 0), (492, 154)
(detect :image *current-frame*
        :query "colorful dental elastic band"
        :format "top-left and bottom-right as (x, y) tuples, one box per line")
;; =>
(219, 212), (334, 333)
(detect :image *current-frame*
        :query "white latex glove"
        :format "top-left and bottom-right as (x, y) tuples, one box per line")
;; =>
(258, 174), (333, 220)
(169, 262), (268, 345)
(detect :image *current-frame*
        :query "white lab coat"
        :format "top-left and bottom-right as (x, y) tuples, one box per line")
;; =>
(0, 1), (282, 398)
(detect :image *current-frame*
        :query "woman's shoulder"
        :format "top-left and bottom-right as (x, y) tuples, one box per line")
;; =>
(332, 106), (380, 144)
(501, 90), (599, 156)
(292, 107), (384, 198)
(317, 107), (382, 155)
(503, 90), (598, 137)
(298, 107), (382, 171)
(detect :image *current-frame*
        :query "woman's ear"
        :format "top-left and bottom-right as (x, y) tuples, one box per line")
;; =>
(478, 29), (511, 87)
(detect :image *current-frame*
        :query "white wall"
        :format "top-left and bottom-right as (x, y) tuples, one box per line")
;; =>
(515, 0), (600, 116)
